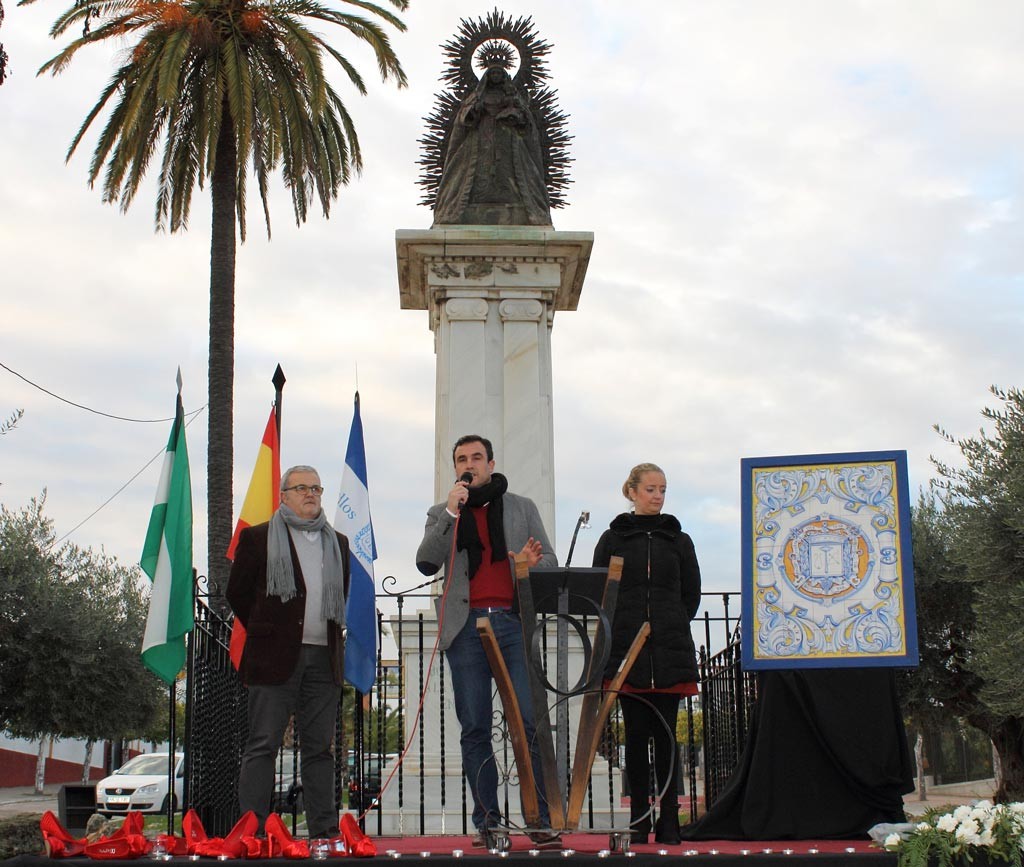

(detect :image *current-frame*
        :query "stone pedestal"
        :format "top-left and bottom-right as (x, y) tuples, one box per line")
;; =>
(396, 226), (593, 534)
(377, 610), (625, 835)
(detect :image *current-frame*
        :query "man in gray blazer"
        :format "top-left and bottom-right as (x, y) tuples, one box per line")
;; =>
(416, 435), (559, 847)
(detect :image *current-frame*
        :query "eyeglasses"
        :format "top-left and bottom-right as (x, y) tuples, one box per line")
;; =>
(282, 484), (324, 495)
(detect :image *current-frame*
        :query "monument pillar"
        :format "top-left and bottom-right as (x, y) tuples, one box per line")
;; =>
(396, 226), (593, 537)
(386, 8), (612, 835)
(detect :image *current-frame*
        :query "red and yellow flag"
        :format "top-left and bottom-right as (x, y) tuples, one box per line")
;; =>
(227, 407), (280, 669)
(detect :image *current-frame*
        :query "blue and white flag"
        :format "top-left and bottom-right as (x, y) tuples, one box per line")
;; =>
(334, 391), (378, 693)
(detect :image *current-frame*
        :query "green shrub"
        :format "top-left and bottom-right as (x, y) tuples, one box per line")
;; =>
(0, 813), (44, 859)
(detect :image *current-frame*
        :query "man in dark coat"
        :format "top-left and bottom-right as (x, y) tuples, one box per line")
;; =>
(227, 464), (350, 838)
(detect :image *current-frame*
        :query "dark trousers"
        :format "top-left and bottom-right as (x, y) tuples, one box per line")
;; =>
(237, 644), (343, 836)
(621, 692), (681, 822)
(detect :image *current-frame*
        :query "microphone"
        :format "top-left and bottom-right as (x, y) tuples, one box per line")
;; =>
(457, 472), (473, 510)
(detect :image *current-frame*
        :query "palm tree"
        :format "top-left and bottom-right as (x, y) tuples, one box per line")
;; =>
(32, 0), (408, 604)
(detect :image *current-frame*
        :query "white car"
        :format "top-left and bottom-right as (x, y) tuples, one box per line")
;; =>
(95, 753), (184, 815)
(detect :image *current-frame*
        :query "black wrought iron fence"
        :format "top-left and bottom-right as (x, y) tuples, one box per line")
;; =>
(185, 592), (248, 836)
(185, 578), (748, 835)
(698, 627), (757, 810)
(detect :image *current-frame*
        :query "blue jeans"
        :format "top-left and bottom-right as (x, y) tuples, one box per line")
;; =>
(445, 609), (551, 831)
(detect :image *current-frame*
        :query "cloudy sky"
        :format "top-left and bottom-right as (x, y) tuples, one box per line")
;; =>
(2, 1), (1022, 636)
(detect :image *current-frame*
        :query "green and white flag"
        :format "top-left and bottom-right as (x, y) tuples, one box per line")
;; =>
(140, 373), (194, 684)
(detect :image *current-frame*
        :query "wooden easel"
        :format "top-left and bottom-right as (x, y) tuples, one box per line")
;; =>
(475, 554), (650, 837)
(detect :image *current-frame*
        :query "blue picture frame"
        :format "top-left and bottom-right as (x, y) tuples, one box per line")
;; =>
(740, 450), (919, 670)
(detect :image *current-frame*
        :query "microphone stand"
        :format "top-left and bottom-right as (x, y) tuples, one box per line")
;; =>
(564, 510), (590, 568)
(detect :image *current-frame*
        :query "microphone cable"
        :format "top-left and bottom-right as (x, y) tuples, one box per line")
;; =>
(357, 504), (464, 824)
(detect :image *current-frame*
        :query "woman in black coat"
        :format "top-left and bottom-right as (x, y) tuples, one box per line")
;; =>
(593, 463), (701, 844)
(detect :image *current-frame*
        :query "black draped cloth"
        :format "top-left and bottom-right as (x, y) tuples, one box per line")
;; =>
(681, 669), (914, 840)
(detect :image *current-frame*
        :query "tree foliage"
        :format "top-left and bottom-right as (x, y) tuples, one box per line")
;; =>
(35, 0), (409, 240)
(0, 496), (164, 745)
(0, 408), (22, 436)
(676, 708), (703, 751)
(898, 492), (978, 733)
(929, 385), (1024, 801)
(0, 0), (8, 87)
(140, 699), (187, 749)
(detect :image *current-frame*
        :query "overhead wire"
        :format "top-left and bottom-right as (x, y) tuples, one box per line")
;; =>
(50, 408), (207, 549)
(0, 360), (207, 546)
(1, 361), (206, 422)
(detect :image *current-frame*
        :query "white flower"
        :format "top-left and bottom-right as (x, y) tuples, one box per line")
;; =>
(937, 814), (959, 833)
(971, 808), (990, 823)
(959, 818), (981, 837)
(977, 829), (995, 847)
(883, 834), (901, 851)
(973, 800), (994, 811)
(955, 824), (981, 846)
(916, 822), (931, 832)
(953, 806), (973, 821)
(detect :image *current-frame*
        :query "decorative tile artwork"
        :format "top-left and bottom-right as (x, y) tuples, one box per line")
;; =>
(740, 451), (918, 670)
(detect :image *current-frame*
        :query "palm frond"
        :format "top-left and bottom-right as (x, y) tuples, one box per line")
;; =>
(329, 12), (406, 85)
(317, 39), (365, 95)
(155, 26), (191, 105)
(65, 70), (126, 160)
(42, 0), (406, 235)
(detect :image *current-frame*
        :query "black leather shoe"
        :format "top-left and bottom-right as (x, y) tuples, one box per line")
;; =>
(654, 813), (681, 845)
(629, 815), (651, 845)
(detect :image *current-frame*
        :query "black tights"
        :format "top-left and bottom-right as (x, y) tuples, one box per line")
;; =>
(621, 692), (680, 819)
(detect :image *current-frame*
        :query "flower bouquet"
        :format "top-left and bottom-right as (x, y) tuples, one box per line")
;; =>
(883, 802), (1024, 867)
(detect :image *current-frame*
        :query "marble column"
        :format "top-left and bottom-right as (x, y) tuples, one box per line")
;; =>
(396, 226), (593, 534)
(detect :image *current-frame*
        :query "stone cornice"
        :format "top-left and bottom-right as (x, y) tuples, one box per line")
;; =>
(396, 227), (594, 312)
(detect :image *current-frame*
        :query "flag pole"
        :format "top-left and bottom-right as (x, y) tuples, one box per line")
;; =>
(165, 678), (176, 833)
(167, 372), (181, 835)
(272, 365), (286, 443)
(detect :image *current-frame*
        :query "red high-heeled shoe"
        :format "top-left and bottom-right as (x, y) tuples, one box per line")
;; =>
(182, 809), (206, 855)
(339, 813), (376, 858)
(191, 810), (258, 859)
(39, 811), (86, 858)
(265, 812), (310, 859)
(84, 811), (149, 859)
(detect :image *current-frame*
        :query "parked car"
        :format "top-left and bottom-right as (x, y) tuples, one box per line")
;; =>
(95, 753), (184, 815)
(347, 753), (393, 812)
(271, 768), (304, 815)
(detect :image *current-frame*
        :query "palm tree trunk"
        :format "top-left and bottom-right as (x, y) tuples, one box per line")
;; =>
(207, 107), (237, 610)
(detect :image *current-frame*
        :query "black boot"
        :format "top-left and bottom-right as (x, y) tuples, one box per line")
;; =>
(654, 807), (681, 845)
(629, 803), (651, 845)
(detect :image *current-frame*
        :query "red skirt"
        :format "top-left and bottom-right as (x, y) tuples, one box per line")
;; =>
(605, 679), (698, 697)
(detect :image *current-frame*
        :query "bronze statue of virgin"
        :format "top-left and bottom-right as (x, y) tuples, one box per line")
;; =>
(418, 11), (572, 227)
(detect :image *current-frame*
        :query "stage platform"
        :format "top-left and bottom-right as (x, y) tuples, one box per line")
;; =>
(3, 833), (895, 867)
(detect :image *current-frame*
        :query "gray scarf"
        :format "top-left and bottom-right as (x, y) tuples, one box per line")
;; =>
(266, 504), (346, 628)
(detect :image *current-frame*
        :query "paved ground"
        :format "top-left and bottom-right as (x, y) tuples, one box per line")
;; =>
(0, 785), (61, 819)
(901, 778), (996, 817)
(0, 780), (998, 824)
